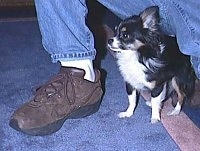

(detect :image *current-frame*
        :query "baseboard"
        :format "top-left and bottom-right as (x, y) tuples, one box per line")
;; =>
(0, 2), (36, 21)
(0, 0), (34, 7)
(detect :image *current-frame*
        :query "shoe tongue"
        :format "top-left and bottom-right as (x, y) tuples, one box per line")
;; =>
(60, 67), (85, 77)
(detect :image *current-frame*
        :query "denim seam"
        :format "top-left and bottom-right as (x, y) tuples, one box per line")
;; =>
(170, 0), (198, 45)
(152, 0), (173, 35)
(84, 2), (94, 56)
(160, 2), (172, 34)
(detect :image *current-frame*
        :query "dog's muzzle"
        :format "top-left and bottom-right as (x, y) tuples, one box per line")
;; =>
(107, 38), (121, 53)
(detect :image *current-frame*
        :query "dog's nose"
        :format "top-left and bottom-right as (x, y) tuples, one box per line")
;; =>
(108, 38), (114, 44)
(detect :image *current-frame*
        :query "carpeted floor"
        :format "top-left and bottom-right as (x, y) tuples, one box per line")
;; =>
(0, 20), (178, 151)
(0, 3), (200, 151)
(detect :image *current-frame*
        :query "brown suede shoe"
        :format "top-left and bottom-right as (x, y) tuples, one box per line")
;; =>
(9, 67), (103, 136)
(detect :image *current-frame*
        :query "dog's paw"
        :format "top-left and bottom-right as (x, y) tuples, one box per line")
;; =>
(151, 118), (160, 124)
(118, 111), (133, 118)
(167, 109), (180, 116)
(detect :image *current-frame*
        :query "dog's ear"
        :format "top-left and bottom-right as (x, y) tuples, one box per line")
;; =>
(140, 6), (159, 31)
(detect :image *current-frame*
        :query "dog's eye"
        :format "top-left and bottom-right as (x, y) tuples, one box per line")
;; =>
(122, 33), (129, 39)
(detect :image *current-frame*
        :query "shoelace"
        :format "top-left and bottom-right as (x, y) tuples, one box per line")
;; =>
(33, 72), (76, 105)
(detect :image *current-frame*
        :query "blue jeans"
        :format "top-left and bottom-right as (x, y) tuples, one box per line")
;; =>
(34, 0), (200, 78)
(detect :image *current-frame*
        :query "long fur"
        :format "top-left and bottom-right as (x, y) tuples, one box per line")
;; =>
(107, 6), (195, 123)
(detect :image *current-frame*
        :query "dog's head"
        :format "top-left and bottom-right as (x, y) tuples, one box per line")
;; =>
(108, 6), (162, 55)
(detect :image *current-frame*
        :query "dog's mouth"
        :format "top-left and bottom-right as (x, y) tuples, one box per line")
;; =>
(107, 38), (122, 53)
(107, 44), (122, 53)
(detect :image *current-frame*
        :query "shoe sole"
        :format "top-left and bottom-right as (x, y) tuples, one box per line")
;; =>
(9, 97), (102, 136)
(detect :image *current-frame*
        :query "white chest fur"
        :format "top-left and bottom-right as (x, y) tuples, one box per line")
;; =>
(116, 51), (154, 90)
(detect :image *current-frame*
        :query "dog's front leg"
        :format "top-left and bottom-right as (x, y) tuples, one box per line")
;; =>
(150, 83), (166, 123)
(118, 82), (139, 118)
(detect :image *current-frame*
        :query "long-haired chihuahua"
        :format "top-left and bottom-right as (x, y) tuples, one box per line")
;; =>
(108, 6), (195, 123)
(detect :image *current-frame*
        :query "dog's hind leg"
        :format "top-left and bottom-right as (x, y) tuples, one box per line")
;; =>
(168, 77), (184, 116)
(151, 83), (167, 123)
(118, 82), (139, 118)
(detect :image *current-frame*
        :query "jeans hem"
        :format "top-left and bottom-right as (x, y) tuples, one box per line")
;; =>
(51, 50), (96, 63)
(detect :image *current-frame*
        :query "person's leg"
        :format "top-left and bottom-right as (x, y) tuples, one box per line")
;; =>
(35, 0), (97, 82)
(98, 0), (174, 36)
(162, 0), (200, 79)
(9, 0), (103, 136)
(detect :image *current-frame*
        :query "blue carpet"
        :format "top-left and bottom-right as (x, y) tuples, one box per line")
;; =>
(0, 20), (183, 151)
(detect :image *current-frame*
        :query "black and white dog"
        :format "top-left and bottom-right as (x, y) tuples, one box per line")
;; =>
(107, 6), (195, 123)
